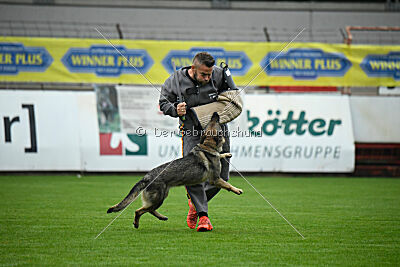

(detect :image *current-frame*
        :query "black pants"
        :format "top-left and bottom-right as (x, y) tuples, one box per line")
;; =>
(183, 124), (230, 214)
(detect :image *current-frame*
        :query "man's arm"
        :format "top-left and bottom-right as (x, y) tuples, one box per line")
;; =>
(159, 76), (179, 118)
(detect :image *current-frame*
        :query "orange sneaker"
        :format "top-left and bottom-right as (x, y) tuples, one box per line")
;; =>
(197, 216), (213, 232)
(186, 199), (197, 229)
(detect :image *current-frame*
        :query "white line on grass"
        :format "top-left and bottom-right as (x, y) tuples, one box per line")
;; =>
(227, 28), (306, 105)
(94, 26), (306, 240)
(95, 160), (176, 239)
(94, 27), (174, 107)
(224, 158), (306, 239)
(93, 28), (180, 239)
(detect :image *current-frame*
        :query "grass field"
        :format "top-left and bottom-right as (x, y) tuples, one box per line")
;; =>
(0, 175), (399, 266)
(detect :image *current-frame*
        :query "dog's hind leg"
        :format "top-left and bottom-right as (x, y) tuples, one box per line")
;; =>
(134, 207), (148, 229)
(133, 191), (153, 228)
(134, 208), (168, 228)
(134, 187), (169, 228)
(150, 210), (168, 221)
(146, 186), (169, 222)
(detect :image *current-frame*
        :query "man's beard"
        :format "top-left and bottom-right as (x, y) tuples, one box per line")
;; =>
(194, 70), (208, 86)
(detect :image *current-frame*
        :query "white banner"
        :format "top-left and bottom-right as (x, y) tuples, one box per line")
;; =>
(229, 95), (355, 172)
(0, 90), (84, 170)
(89, 91), (355, 172)
(350, 96), (400, 143)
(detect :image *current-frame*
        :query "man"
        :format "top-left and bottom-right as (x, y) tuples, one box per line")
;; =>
(159, 52), (235, 232)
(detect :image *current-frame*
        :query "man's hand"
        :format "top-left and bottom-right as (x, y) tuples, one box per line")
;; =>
(177, 102), (187, 117)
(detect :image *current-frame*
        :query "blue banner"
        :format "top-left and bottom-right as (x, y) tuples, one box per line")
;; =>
(61, 45), (153, 77)
(360, 52), (400, 80)
(162, 47), (252, 76)
(261, 48), (352, 80)
(0, 43), (52, 75)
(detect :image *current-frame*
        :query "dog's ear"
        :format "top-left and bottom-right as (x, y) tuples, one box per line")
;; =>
(211, 112), (220, 122)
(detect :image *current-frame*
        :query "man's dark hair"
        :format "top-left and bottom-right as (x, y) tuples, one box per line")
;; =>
(192, 52), (215, 68)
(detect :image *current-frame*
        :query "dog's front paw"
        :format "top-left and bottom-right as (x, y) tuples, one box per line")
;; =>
(222, 153), (232, 158)
(232, 187), (243, 195)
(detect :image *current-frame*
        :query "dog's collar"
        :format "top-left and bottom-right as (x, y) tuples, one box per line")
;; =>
(196, 144), (220, 157)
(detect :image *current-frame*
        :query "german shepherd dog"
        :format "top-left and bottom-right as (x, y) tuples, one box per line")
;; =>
(107, 112), (243, 228)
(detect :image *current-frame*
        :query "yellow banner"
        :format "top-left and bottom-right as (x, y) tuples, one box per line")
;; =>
(1, 36), (399, 87)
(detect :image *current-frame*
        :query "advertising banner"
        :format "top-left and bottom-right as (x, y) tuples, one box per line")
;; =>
(90, 86), (355, 172)
(0, 90), (84, 170)
(88, 84), (180, 171)
(1, 36), (400, 87)
(230, 95), (355, 172)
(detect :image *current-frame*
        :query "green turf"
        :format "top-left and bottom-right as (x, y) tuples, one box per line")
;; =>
(0, 175), (399, 266)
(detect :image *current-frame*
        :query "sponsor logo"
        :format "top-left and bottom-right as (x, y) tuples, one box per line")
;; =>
(162, 47), (252, 76)
(360, 52), (400, 80)
(0, 43), (52, 75)
(261, 48), (351, 80)
(231, 144), (341, 160)
(99, 133), (147, 156)
(247, 109), (342, 136)
(62, 45), (153, 77)
(1, 104), (37, 153)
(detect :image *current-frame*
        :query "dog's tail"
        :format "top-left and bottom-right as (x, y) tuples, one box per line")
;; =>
(107, 179), (148, 213)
